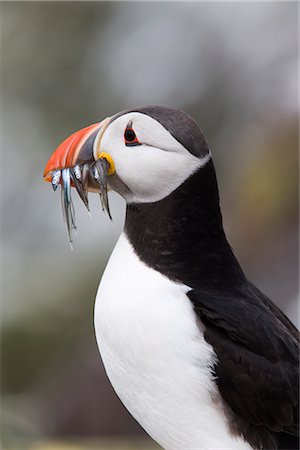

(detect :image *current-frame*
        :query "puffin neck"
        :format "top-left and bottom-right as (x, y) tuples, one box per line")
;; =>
(124, 159), (246, 290)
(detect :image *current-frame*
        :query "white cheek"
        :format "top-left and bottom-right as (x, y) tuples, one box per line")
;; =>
(111, 146), (209, 203)
(99, 112), (210, 203)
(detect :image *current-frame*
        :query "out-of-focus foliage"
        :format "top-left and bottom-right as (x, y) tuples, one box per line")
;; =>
(1, 2), (298, 449)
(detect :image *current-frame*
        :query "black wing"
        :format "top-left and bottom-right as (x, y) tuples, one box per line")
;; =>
(188, 281), (299, 450)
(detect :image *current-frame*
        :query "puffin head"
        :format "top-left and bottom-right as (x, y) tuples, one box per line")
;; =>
(44, 106), (211, 243)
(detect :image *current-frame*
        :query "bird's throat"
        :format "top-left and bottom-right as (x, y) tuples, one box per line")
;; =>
(124, 159), (245, 290)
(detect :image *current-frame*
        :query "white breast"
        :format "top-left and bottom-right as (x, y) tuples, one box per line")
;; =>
(94, 234), (251, 450)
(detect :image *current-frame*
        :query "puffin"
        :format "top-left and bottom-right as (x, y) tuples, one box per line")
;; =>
(44, 106), (299, 450)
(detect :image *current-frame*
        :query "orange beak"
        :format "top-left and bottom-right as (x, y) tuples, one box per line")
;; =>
(44, 118), (113, 245)
(43, 120), (109, 181)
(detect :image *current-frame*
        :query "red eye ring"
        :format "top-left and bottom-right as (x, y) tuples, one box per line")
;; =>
(124, 127), (140, 146)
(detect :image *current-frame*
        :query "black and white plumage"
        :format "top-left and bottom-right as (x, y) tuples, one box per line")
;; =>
(45, 106), (299, 450)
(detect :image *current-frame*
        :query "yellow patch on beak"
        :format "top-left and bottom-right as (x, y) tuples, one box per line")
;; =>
(99, 152), (115, 175)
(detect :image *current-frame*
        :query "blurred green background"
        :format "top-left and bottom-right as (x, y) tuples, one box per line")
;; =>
(1, 2), (298, 449)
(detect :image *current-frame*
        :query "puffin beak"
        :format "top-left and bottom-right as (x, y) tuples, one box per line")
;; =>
(44, 117), (114, 245)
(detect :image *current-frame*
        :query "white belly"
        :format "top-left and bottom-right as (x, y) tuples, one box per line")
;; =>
(94, 234), (251, 450)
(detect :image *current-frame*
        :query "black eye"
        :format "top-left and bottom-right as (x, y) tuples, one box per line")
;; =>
(125, 128), (136, 142)
(124, 127), (140, 146)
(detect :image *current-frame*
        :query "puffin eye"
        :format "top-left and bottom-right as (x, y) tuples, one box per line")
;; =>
(124, 127), (140, 147)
